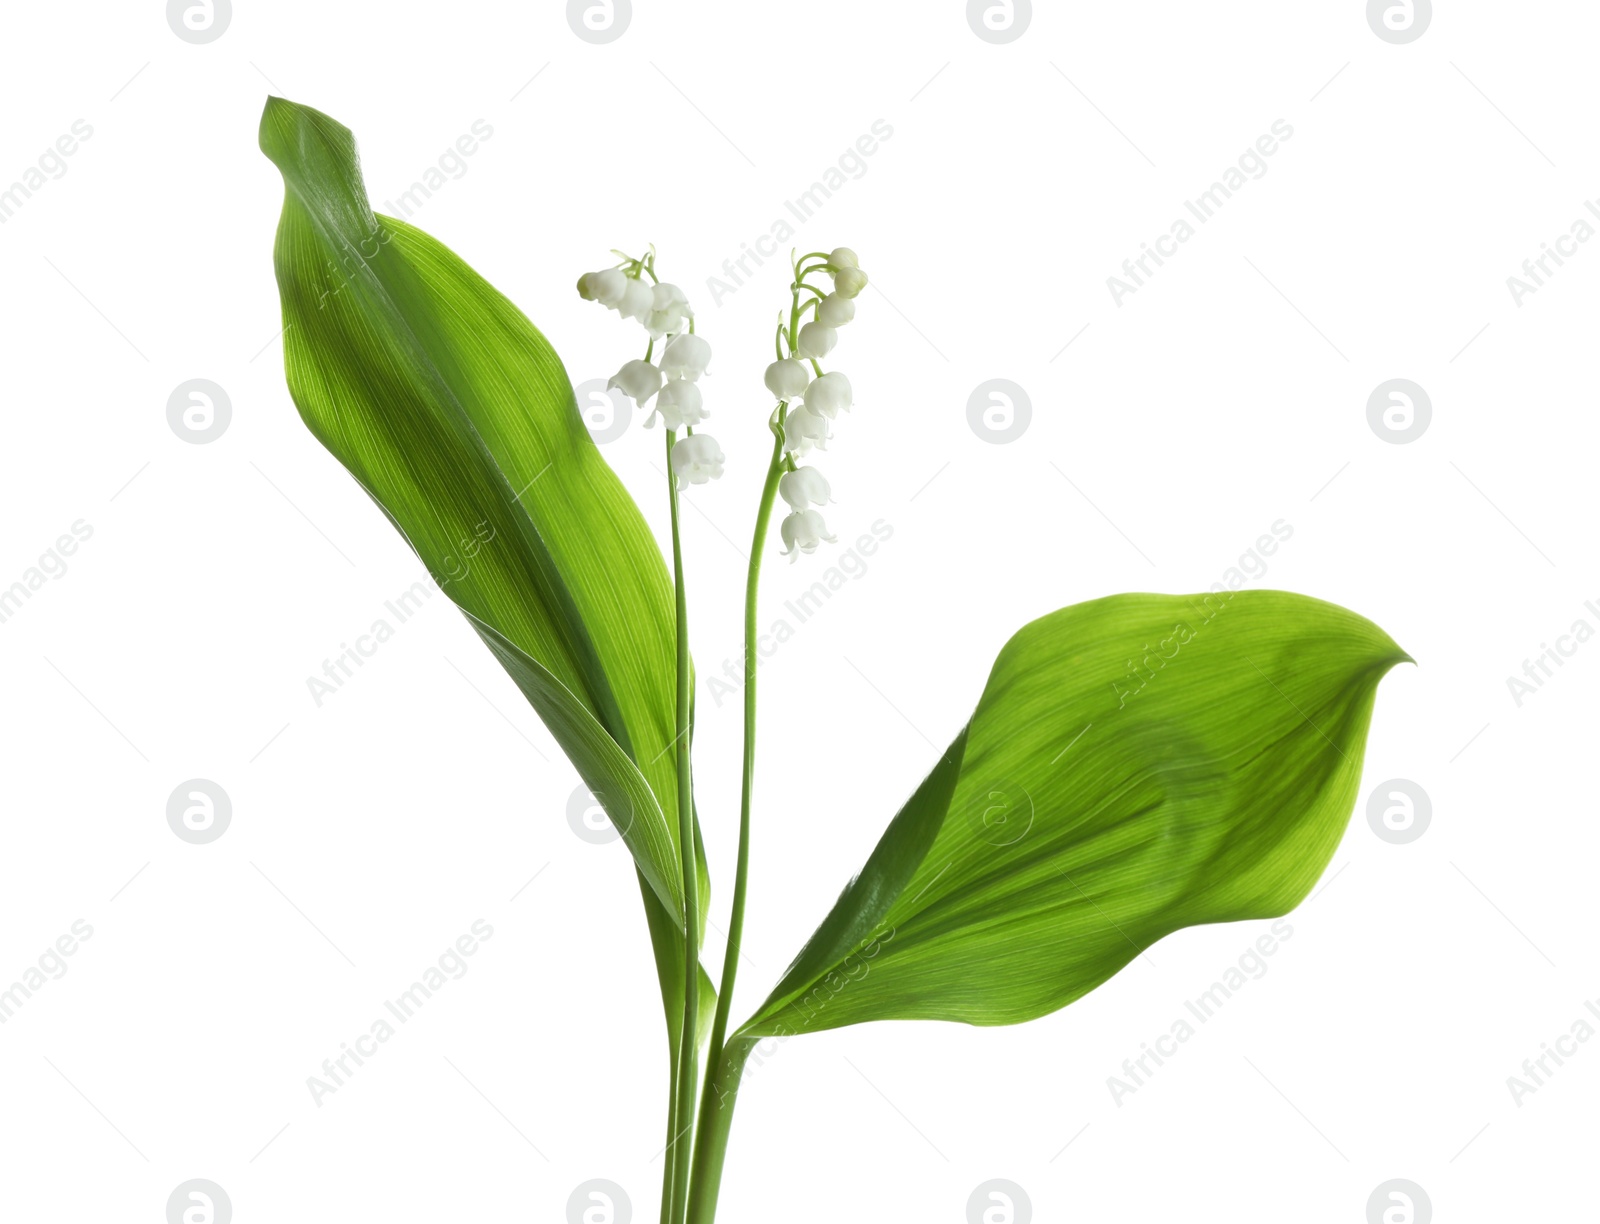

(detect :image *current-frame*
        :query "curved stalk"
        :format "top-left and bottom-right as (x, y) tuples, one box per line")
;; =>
(665, 428), (700, 1224)
(687, 417), (786, 1222)
(700, 425), (784, 1073)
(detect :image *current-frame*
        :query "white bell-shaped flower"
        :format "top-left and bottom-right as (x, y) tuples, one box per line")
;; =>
(644, 305), (687, 339)
(764, 358), (811, 401)
(796, 321), (837, 360)
(579, 268), (627, 306)
(833, 266), (868, 298)
(780, 508), (837, 561)
(805, 371), (853, 419)
(817, 293), (855, 327)
(782, 403), (829, 456)
(660, 333), (712, 381)
(829, 247), (859, 270)
(607, 358), (663, 404)
(644, 282), (694, 338)
(649, 379), (706, 431)
(617, 277), (655, 323)
(653, 282), (692, 317)
(778, 466), (831, 510)
(671, 433), (725, 488)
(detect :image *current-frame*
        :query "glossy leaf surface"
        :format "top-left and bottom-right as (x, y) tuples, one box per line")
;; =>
(741, 591), (1408, 1036)
(259, 97), (697, 924)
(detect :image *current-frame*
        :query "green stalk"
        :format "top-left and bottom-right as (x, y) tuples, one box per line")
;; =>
(685, 1036), (757, 1224)
(665, 428), (700, 1224)
(657, 1057), (679, 1224)
(700, 425), (784, 1074)
(686, 418), (786, 1222)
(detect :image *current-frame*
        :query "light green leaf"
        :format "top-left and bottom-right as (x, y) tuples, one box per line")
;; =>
(741, 590), (1408, 1036)
(258, 97), (696, 927)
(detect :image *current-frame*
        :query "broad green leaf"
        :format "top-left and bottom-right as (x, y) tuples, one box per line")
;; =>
(740, 590), (1408, 1036)
(258, 97), (698, 928)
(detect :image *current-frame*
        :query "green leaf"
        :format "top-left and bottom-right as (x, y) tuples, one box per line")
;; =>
(740, 590), (1408, 1036)
(641, 876), (720, 1050)
(258, 97), (696, 928)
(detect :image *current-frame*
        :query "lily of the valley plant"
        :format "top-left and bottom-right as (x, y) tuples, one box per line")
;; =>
(261, 97), (1409, 1223)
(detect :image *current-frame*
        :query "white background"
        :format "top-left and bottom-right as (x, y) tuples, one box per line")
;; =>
(0, 2), (1593, 1221)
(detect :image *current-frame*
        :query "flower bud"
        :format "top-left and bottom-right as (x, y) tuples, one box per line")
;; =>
(805, 371), (853, 419)
(671, 433), (725, 488)
(764, 358), (811, 401)
(817, 293), (856, 327)
(829, 247), (859, 270)
(607, 358), (663, 404)
(779, 508), (837, 560)
(833, 266), (868, 298)
(797, 321), (837, 360)
(650, 379), (706, 431)
(778, 466), (831, 510)
(661, 333), (712, 381)
(581, 268), (628, 306)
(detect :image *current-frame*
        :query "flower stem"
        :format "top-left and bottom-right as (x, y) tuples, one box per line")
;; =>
(686, 418), (786, 1223)
(665, 429), (700, 1224)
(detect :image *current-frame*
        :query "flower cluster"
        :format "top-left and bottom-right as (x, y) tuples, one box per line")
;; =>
(763, 247), (866, 560)
(578, 249), (723, 488)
